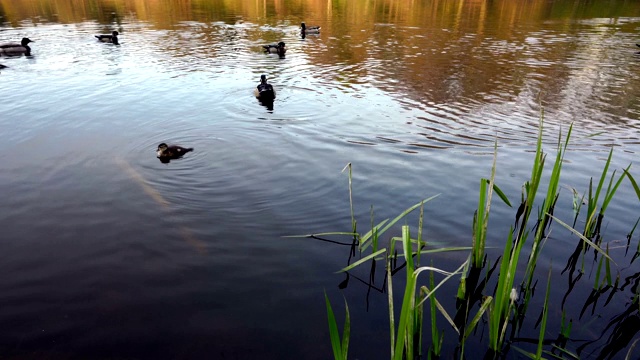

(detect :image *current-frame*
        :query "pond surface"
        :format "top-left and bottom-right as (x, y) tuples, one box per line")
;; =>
(1, 0), (640, 358)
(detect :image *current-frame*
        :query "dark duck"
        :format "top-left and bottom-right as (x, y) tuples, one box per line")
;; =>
(0, 38), (34, 56)
(263, 41), (286, 57)
(95, 31), (119, 45)
(300, 22), (321, 35)
(156, 143), (193, 163)
(254, 75), (276, 103)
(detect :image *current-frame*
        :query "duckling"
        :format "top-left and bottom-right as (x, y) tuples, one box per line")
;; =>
(263, 41), (286, 57)
(254, 74), (276, 103)
(0, 38), (34, 56)
(156, 143), (193, 160)
(95, 31), (119, 45)
(301, 22), (321, 35)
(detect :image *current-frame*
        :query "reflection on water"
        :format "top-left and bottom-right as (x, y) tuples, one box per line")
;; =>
(1, 0), (640, 358)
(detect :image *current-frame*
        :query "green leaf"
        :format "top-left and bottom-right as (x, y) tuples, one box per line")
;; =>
(484, 180), (512, 207)
(623, 168), (640, 202)
(337, 248), (386, 273)
(325, 291), (343, 360)
(341, 298), (350, 360)
(550, 214), (615, 264)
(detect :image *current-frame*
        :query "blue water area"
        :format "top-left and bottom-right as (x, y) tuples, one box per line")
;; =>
(1, 1), (640, 358)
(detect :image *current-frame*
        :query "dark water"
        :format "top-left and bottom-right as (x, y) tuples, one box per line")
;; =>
(1, 0), (640, 358)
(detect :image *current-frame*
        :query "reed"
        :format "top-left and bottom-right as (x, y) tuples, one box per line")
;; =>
(302, 114), (640, 359)
(325, 291), (350, 360)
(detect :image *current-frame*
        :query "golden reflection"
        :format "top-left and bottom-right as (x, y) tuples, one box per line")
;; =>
(1, 0), (639, 112)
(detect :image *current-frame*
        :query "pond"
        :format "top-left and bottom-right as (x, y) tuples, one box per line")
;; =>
(1, 0), (640, 358)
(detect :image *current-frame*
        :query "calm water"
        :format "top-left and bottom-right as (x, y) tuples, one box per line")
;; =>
(1, 0), (640, 358)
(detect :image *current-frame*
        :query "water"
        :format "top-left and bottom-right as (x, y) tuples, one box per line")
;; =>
(1, 1), (640, 358)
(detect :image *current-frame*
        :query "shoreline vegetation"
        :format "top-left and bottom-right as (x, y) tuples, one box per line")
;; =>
(295, 115), (640, 359)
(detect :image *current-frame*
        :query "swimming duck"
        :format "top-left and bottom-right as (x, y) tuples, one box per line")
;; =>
(301, 23), (321, 35)
(95, 31), (119, 45)
(263, 41), (286, 57)
(0, 38), (34, 56)
(156, 143), (193, 161)
(254, 74), (276, 103)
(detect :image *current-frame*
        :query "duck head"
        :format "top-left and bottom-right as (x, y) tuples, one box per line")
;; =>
(276, 41), (286, 57)
(156, 143), (169, 157)
(21, 38), (33, 46)
(260, 74), (268, 84)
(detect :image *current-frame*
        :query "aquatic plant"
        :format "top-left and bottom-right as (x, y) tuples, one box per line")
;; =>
(305, 115), (640, 359)
(325, 291), (350, 360)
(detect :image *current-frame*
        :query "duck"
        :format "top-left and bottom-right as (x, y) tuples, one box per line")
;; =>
(263, 41), (286, 57)
(95, 31), (119, 45)
(156, 143), (193, 161)
(254, 74), (276, 103)
(0, 38), (34, 56)
(301, 22), (321, 35)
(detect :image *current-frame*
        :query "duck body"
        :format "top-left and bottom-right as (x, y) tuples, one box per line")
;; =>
(263, 42), (286, 57)
(0, 38), (34, 56)
(156, 143), (193, 161)
(254, 74), (276, 103)
(301, 22), (321, 35)
(95, 31), (119, 45)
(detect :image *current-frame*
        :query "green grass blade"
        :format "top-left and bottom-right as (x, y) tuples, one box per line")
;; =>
(463, 295), (493, 341)
(488, 180), (512, 207)
(361, 195), (439, 251)
(417, 247), (475, 255)
(428, 289), (460, 335)
(393, 226), (417, 360)
(601, 165), (629, 214)
(360, 219), (390, 245)
(387, 255), (396, 359)
(548, 345), (580, 359)
(341, 298), (350, 360)
(623, 169), (640, 201)
(337, 248), (386, 273)
(537, 267), (553, 358)
(511, 346), (538, 359)
(342, 163), (356, 237)
(473, 178), (488, 267)
(415, 260), (469, 309)
(594, 148), (613, 208)
(325, 291), (343, 360)
(550, 214), (615, 263)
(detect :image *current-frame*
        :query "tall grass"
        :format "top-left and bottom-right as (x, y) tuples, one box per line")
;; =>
(310, 115), (640, 359)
